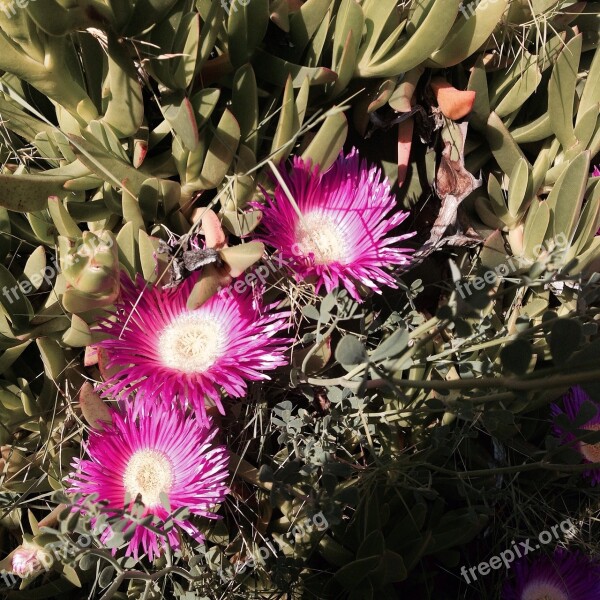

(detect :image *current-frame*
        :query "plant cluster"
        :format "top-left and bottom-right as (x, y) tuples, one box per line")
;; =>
(0, 1), (599, 599)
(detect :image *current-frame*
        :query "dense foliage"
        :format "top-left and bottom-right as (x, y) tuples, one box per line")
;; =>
(0, 0), (599, 598)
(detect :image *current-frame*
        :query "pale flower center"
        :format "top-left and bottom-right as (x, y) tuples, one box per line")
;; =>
(123, 449), (173, 507)
(522, 581), (568, 600)
(579, 423), (600, 463)
(158, 312), (226, 373)
(295, 212), (348, 265)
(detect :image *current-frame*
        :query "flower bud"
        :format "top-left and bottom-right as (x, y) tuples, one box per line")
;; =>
(11, 542), (53, 578)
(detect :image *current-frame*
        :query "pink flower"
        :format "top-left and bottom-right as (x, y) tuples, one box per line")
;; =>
(551, 386), (600, 485)
(11, 542), (51, 577)
(503, 548), (600, 600)
(96, 274), (289, 420)
(257, 149), (415, 301)
(67, 399), (229, 561)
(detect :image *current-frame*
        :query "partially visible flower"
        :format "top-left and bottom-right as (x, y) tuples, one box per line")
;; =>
(551, 386), (600, 485)
(11, 542), (52, 578)
(502, 548), (600, 600)
(97, 274), (289, 420)
(66, 399), (229, 561)
(258, 149), (415, 301)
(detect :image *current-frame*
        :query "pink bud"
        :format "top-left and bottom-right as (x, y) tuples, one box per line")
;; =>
(11, 543), (51, 578)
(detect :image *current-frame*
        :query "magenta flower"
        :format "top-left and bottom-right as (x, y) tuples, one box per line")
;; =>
(67, 399), (229, 561)
(502, 548), (600, 600)
(551, 386), (600, 485)
(258, 149), (415, 301)
(97, 274), (289, 420)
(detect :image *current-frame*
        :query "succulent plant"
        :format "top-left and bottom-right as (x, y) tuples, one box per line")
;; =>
(0, 1), (599, 599)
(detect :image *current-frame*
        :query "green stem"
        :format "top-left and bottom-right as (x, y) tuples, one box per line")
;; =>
(423, 460), (600, 479)
(301, 317), (338, 373)
(307, 367), (600, 392)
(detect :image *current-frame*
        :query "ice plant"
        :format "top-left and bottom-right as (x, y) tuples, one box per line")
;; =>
(11, 542), (52, 578)
(551, 386), (600, 485)
(67, 399), (229, 561)
(258, 149), (415, 301)
(502, 548), (600, 600)
(97, 274), (289, 419)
